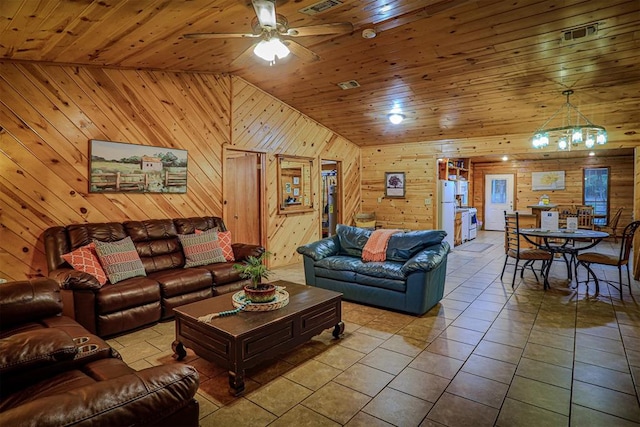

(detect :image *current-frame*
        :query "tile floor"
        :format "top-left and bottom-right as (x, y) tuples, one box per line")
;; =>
(107, 230), (640, 426)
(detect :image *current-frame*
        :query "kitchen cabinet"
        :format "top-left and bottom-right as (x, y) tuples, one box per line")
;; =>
(454, 211), (462, 246)
(439, 158), (469, 181)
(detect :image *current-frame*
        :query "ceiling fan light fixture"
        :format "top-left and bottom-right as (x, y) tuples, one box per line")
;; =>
(388, 113), (405, 125)
(254, 38), (290, 63)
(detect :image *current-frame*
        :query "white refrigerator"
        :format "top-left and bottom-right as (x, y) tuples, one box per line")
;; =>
(438, 180), (456, 250)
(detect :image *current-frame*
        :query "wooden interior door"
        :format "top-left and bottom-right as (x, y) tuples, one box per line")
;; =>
(484, 174), (515, 231)
(224, 151), (262, 246)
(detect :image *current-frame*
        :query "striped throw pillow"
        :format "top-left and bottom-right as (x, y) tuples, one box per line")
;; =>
(94, 237), (147, 284)
(179, 229), (226, 268)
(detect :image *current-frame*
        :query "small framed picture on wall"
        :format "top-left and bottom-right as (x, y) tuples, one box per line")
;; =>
(385, 172), (405, 198)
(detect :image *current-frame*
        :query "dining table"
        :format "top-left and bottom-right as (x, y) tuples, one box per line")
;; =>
(518, 228), (609, 289)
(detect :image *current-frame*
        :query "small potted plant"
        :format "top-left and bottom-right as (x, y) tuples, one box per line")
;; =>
(232, 251), (275, 303)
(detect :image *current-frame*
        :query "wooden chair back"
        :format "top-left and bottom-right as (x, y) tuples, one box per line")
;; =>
(575, 205), (594, 229)
(619, 221), (640, 265)
(504, 212), (521, 254)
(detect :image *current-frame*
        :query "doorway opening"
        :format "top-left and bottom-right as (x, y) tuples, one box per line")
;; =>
(321, 160), (342, 237)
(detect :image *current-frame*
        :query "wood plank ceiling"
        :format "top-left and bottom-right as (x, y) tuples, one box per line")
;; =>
(1, 0), (639, 148)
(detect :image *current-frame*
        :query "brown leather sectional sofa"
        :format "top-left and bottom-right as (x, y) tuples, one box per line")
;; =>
(0, 278), (199, 426)
(44, 216), (264, 337)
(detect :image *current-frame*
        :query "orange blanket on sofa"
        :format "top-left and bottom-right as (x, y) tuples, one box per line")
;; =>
(362, 229), (401, 262)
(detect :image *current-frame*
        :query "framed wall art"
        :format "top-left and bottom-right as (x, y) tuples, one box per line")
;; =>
(531, 171), (565, 191)
(385, 172), (405, 198)
(89, 140), (188, 193)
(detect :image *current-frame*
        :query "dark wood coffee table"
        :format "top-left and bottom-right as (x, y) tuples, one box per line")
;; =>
(172, 280), (344, 395)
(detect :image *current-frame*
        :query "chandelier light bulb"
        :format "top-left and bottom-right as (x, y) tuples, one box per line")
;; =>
(558, 137), (568, 150)
(585, 134), (595, 148)
(596, 129), (607, 144)
(571, 128), (583, 144)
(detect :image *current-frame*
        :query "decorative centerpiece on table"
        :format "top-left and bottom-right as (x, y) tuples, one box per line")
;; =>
(232, 251), (276, 303)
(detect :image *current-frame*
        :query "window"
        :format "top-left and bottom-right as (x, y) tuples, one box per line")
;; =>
(583, 167), (609, 226)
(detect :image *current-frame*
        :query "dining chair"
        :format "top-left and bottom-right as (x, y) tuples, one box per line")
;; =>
(501, 211), (553, 288)
(594, 207), (623, 243)
(556, 205), (575, 228)
(576, 220), (640, 297)
(575, 205), (594, 230)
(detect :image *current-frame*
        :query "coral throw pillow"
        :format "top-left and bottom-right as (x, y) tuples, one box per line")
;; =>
(179, 229), (226, 268)
(61, 243), (108, 286)
(94, 237), (147, 284)
(217, 231), (235, 262)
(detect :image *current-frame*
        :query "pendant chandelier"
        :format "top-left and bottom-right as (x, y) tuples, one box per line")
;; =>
(531, 90), (607, 151)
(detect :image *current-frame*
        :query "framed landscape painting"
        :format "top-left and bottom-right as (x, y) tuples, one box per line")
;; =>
(89, 140), (188, 193)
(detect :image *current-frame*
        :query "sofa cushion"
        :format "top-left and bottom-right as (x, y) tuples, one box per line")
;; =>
(94, 237), (147, 284)
(386, 230), (447, 262)
(96, 277), (160, 314)
(198, 262), (244, 285)
(336, 224), (371, 257)
(0, 329), (77, 376)
(62, 243), (108, 286)
(148, 268), (213, 298)
(354, 260), (406, 281)
(178, 229), (226, 268)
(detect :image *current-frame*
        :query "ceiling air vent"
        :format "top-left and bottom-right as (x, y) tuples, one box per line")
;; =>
(337, 80), (360, 90)
(299, 0), (343, 16)
(562, 23), (598, 42)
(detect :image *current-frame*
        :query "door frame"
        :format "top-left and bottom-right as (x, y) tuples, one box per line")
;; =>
(320, 159), (343, 237)
(484, 173), (515, 231)
(222, 146), (267, 248)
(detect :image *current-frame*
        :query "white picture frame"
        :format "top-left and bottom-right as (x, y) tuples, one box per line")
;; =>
(532, 171), (565, 190)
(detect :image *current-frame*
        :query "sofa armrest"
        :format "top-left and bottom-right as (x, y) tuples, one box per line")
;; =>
(0, 364), (200, 427)
(0, 279), (63, 328)
(0, 328), (77, 375)
(49, 268), (102, 291)
(297, 236), (340, 261)
(231, 243), (265, 262)
(401, 242), (450, 275)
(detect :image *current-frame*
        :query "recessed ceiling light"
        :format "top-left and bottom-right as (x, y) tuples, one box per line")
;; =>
(502, 156), (508, 161)
(589, 151), (595, 156)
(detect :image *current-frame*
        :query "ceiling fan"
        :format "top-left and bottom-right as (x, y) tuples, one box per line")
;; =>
(183, 0), (353, 66)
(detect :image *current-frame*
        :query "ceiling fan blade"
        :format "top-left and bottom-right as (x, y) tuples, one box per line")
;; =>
(230, 44), (258, 68)
(184, 32), (260, 39)
(283, 40), (320, 62)
(286, 22), (353, 37)
(252, 0), (277, 28)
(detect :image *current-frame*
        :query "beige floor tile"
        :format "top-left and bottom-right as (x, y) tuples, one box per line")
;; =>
(473, 340), (523, 364)
(283, 359), (341, 391)
(438, 325), (484, 345)
(358, 347), (413, 375)
(515, 357), (572, 389)
(339, 331), (385, 354)
(446, 371), (508, 408)
(246, 377), (312, 416)
(573, 361), (636, 394)
(117, 340), (163, 364)
(388, 367), (450, 402)
(379, 334), (428, 357)
(522, 342), (574, 368)
(574, 345), (630, 372)
(426, 337), (475, 361)
(268, 405), (340, 427)
(483, 327), (529, 348)
(450, 315), (492, 332)
(496, 398), (568, 427)
(345, 411), (394, 426)
(397, 323), (445, 342)
(572, 380), (640, 422)
(427, 392), (498, 427)
(507, 376), (571, 416)
(570, 404), (640, 427)
(302, 382), (371, 424)
(362, 387), (432, 426)
(313, 343), (365, 370)
(461, 354), (517, 384)
(527, 329), (574, 351)
(409, 348), (463, 377)
(195, 392), (220, 419)
(199, 398), (276, 427)
(247, 359), (295, 385)
(576, 332), (625, 354)
(333, 363), (394, 397)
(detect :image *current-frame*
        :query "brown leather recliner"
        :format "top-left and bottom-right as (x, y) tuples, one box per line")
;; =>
(0, 278), (200, 427)
(44, 216), (264, 337)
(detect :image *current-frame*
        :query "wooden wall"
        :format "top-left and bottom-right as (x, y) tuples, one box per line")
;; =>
(0, 62), (360, 280)
(472, 156), (635, 228)
(361, 135), (639, 232)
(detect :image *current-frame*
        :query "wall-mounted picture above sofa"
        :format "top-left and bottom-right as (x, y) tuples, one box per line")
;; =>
(89, 139), (188, 193)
